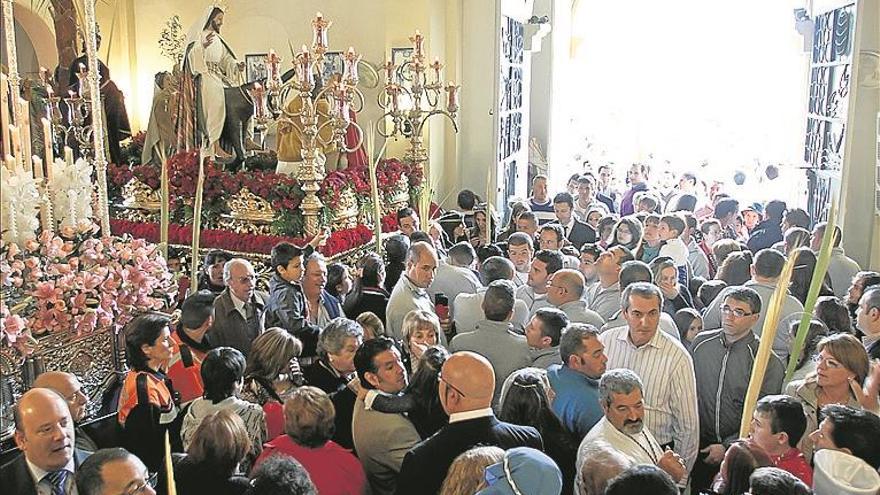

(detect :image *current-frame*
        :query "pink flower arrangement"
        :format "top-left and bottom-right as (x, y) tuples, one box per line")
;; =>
(0, 224), (176, 345)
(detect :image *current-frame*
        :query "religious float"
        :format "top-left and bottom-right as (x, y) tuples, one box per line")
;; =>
(0, 3), (458, 444)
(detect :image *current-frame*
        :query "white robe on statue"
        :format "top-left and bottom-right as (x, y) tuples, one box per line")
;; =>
(184, 6), (241, 147)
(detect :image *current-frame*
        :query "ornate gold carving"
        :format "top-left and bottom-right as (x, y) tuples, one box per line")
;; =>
(121, 178), (162, 211)
(226, 187), (276, 223)
(331, 187), (359, 230)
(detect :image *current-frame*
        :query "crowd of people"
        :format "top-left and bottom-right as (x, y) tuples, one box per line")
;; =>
(4, 162), (880, 495)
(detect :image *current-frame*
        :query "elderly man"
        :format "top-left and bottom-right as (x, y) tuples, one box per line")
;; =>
(577, 369), (687, 486)
(2, 388), (92, 494)
(547, 269), (605, 328)
(702, 249), (804, 360)
(302, 253), (344, 329)
(352, 338), (420, 495)
(690, 287), (785, 492)
(386, 242), (446, 343)
(547, 323), (607, 440)
(210, 258), (268, 356)
(526, 308), (569, 368)
(576, 441), (633, 495)
(450, 280), (530, 402)
(33, 371), (97, 452)
(586, 245), (633, 321)
(454, 256), (530, 334)
(75, 448), (152, 495)
(516, 250), (563, 315)
(395, 352), (543, 495)
(599, 283), (699, 473)
(429, 242), (482, 315)
(811, 222), (861, 298)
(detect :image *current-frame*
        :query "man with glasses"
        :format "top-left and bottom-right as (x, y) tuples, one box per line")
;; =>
(546, 269), (604, 328)
(689, 287), (785, 492)
(395, 352), (543, 495)
(210, 258), (268, 356)
(76, 448), (154, 495)
(2, 388), (93, 495)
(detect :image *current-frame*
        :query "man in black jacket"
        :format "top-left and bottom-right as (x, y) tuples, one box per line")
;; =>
(552, 192), (597, 251)
(1, 388), (92, 495)
(395, 352), (543, 495)
(747, 200), (786, 252)
(265, 242), (321, 360)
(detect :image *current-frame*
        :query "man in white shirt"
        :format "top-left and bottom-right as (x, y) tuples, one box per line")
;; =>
(506, 233), (534, 288)
(546, 269), (604, 328)
(576, 369), (687, 486)
(516, 250), (563, 315)
(599, 283), (699, 473)
(429, 242), (482, 316)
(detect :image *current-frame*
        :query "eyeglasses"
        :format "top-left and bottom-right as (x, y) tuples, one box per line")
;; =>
(122, 472), (157, 495)
(438, 373), (467, 397)
(812, 354), (843, 369)
(720, 305), (754, 318)
(235, 275), (256, 284)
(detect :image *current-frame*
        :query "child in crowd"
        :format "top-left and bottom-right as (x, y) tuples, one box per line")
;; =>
(265, 242), (321, 360)
(748, 395), (813, 486)
(657, 214), (690, 285)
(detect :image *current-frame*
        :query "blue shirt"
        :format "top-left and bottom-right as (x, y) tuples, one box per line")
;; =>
(546, 364), (603, 440)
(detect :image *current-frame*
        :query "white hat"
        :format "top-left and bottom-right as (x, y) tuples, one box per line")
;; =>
(813, 449), (880, 495)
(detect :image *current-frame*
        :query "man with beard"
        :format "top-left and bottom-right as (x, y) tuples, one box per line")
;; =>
(576, 369), (686, 485)
(181, 5), (246, 158)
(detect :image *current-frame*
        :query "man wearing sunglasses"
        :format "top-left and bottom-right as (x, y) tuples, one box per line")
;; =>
(395, 352), (543, 495)
(690, 287), (785, 492)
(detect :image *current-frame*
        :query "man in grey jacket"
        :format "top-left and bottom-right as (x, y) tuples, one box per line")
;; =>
(690, 286), (784, 492)
(810, 222), (861, 298)
(702, 249), (804, 360)
(451, 280), (530, 404)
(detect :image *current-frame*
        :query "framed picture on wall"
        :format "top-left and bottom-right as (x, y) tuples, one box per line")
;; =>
(245, 53), (268, 83)
(391, 47), (414, 82)
(321, 51), (344, 85)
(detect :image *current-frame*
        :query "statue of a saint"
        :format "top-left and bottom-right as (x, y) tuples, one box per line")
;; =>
(179, 5), (243, 159)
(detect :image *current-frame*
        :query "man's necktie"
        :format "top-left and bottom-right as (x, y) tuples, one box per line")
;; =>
(44, 469), (68, 495)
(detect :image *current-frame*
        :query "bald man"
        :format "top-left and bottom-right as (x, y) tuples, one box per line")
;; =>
(33, 371), (98, 452)
(546, 269), (605, 328)
(386, 242), (446, 344)
(395, 352), (543, 495)
(1, 388), (92, 495)
(211, 258), (269, 356)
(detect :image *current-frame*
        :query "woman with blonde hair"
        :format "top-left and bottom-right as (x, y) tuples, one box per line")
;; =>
(174, 409), (252, 492)
(439, 446), (505, 495)
(242, 328), (304, 441)
(785, 333), (875, 459)
(400, 309), (442, 373)
(355, 311), (384, 340)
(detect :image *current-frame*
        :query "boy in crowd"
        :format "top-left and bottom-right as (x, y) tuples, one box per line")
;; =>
(749, 395), (812, 486)
(266, 242), (321, 360)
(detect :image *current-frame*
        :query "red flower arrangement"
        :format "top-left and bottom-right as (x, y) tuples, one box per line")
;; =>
(381, 213), (398, 233)
(110, 219), (374, 257)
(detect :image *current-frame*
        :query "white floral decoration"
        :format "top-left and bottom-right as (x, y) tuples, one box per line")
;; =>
(49, 158), (94, 229)
(0, 166), (41, 246)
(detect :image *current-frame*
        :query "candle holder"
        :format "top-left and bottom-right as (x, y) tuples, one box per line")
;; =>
(377, 30), (459, 207)
(258, 13), (366, 237)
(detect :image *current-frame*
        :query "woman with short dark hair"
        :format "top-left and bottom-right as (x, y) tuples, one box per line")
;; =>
(198, 249), (233, 296)
(182, 347), (266, 472)
(343, 252), (390, 325)
(117, 312), (180, 471)
(174, 409), (252, 493)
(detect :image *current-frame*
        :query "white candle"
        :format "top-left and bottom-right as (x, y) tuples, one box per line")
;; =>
(19, 98), (32, 164)
(0, 73), (9, 157)
(32, 155), (42, 180)
(64, 146), (73, 166)
(4, 154), (14, 170)
(42, 118), (53, 168)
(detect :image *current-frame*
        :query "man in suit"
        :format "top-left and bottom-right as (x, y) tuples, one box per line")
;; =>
(395, 352), (543, 495)
(857, 287), (880, 359)
(210, 258), (268, 356)
(1, 388), (92, 494)
(552, 192), (597, 251)
(76, 448), (153, 495)
(33, 372), (98, 452)
(450, 280), (531, 403)
(352, 337), (421, 495)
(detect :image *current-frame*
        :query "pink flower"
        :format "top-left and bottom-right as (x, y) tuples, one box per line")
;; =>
(1, 314), (28, 343)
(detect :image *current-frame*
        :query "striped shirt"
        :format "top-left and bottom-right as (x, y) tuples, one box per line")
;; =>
(599, 325), (699, 471)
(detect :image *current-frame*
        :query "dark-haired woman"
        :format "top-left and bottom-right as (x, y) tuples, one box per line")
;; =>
(197, 249), (233, 297)
(343, 252), (390, 325)
(117, 312), (181, 471)
(498, 368), (577, 495)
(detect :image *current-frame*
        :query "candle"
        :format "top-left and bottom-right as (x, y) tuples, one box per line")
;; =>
(0, 73), (9, 157)
(32, 155), (43, 179)
(410, 30), (425, 59)
(343, 47), (361, 85)
(9, 124), (20, 160)
(445, 82), (459, 113)
(64, 146), (74, 166)
(383, 61), (396, 83)
(296, 45), (314, 87)
(42, 118), (53, 168)
(4, 154), (14, 170)
(312, 12), (330, 53)
(431, 57), (443, 83)
(19, 98), (32, 166)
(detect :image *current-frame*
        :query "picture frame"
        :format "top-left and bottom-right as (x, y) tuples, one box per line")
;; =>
(391, 47), (415, 82)
(320, 51), (344, 85)
(245, 53), (268, 83)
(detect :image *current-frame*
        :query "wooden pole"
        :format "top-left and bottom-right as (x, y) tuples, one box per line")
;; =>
(190, 151), (206, 293)
(83, 0), (111, 235)
(159, 147), (169, 261)
(1, 73), (10, 157)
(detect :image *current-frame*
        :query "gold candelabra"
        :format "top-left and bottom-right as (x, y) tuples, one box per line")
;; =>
(377, 30), (460, 204)
(256, 12), (366, 237)
(40, 67), (94, 158)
